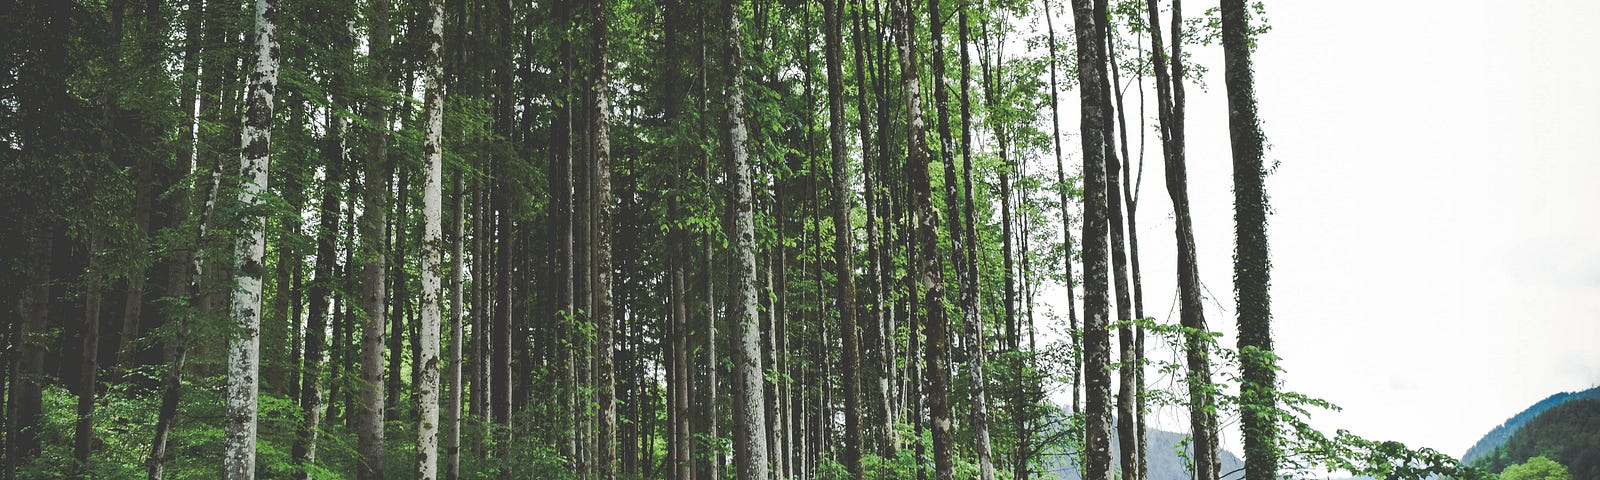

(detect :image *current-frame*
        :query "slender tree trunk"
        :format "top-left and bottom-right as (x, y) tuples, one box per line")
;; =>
(9, 225), (52, 480)
(893, 0), (955, 476)
(1094, 2), (1142, 477)
(1109, 19), (1150, 480)
(445, 168), (465, 480)
(415, 0), (445, 475)
(853, 0), (896, 460)
(148, 2), (213, 471)
(223, 0), (283, 475)
(956, 7), (997, 480)
(660, 1), (693, 477)
(293, 107), (344, 477)
(1221, 2), (1277, 478)
(76, 235), (104, 470)
(1042, 0), (1083, 421)
(389, 163), (410, 414)
(356, 0), (392, 475)
(821, 0), (863, 477)
(724, 0), (771, 477)
(1068, 0), (1114, 479)
(1143, 1), (1219, 479)
(590, 0), (618, 477)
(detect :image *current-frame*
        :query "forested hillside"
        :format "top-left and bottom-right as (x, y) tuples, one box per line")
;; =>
(1472, 399), (1600, 479)
(1462, 385), (1600, 464)
(0, 0), (1505, 479)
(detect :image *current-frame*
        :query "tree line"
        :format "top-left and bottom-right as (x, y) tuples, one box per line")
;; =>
(0, 0), (1495, 479)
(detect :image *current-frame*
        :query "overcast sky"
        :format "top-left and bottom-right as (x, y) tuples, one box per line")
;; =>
(1031, 0), (1600, 460)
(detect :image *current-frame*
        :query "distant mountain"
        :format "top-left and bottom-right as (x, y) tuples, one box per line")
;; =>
(1470, 398), (1600, 478)
(1048, 427), (1243, 480)
(1461, 385), (1600, 463)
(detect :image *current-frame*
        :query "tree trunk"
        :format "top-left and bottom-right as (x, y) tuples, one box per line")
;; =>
(822, 0), (863, 477)
(1042, 0), (1083, 421)
(590, 0), (618, 477)
(724, 0), (771, 477)
(356, 0), (392, 475)
(956, 7), (997, 480)
(1143, 1), (1219, 479)
(894, 0), (955, 476)
(1095, 2), (1141, 477)
(1109, 18), (1150, 480)
(223, 0), (283, 475)
(1068, 0), (1114, 479)
(416, 0), (445, 475)
(293, 105), (344, 477)
(1221, 2), (1277, 478)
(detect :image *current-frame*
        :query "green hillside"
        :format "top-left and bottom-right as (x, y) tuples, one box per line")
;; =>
(1472, 398), (1600, 479)
(1462, 385), (1600, 463)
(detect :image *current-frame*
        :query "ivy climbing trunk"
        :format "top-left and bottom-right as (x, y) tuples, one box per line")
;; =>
(1221, 1), (1278, 478)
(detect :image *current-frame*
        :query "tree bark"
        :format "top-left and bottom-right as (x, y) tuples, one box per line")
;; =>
(1068, 0), (1114, 479)
(822, 0), (863, 477)
(1043, 0), (1084, 421)
(293, 107), (343, 477)
(356, 0), (392, 475)
(223, 0), (283, 475)
(724, 0), (771, 478)
(415, 0), (445, 475)
(591, 0), (618, 477)
(1221, 2), (1277, 478)
(956, 7), (997, 480)
(1144, 1), (1220, 478)
(894, 0), (955, 476)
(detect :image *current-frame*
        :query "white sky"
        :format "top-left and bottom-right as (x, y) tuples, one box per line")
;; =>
(1029, 0), (1600, 460)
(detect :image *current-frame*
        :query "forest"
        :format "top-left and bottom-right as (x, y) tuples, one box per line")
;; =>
(0, 0), (1518, 479)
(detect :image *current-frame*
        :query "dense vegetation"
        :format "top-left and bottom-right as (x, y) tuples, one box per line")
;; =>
(1462, 386), (1600, 464)
(0, 0), (1506, 479)
(1474, 399), (1600, 479)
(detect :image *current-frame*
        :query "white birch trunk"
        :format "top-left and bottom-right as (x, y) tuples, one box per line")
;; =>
(224, 0), (281, 477)
(416, 0), (445, 476)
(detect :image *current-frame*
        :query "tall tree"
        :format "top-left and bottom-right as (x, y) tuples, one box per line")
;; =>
(1068, 0), (1115, 479)
(591, 0), (619, 477)
(1221, 1), (1278, 478)
(895, 0), (956, 476)
(724, 0), (771, 478)
(223, 0), (284, 474)
(356, 0), (394, 475)
(1094, 2), (1142, 478)
(1042, 0), (1083, 420)
(1144, 1), (1220, 479)
(822, 0), (864, 477)
(416, 0), (445, 475)
(957, 7), (998, 480)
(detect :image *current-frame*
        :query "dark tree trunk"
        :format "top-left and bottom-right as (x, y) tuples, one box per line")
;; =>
(1068, 0), (1115, 479)
(294, 105), (344, 476)
(1144, 1), (1220, 479)
(957, 9), (997, 480)
(1221, 2), (1277, 478)
(822, 0), (864, 477)
(894, 0), (955, 476)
